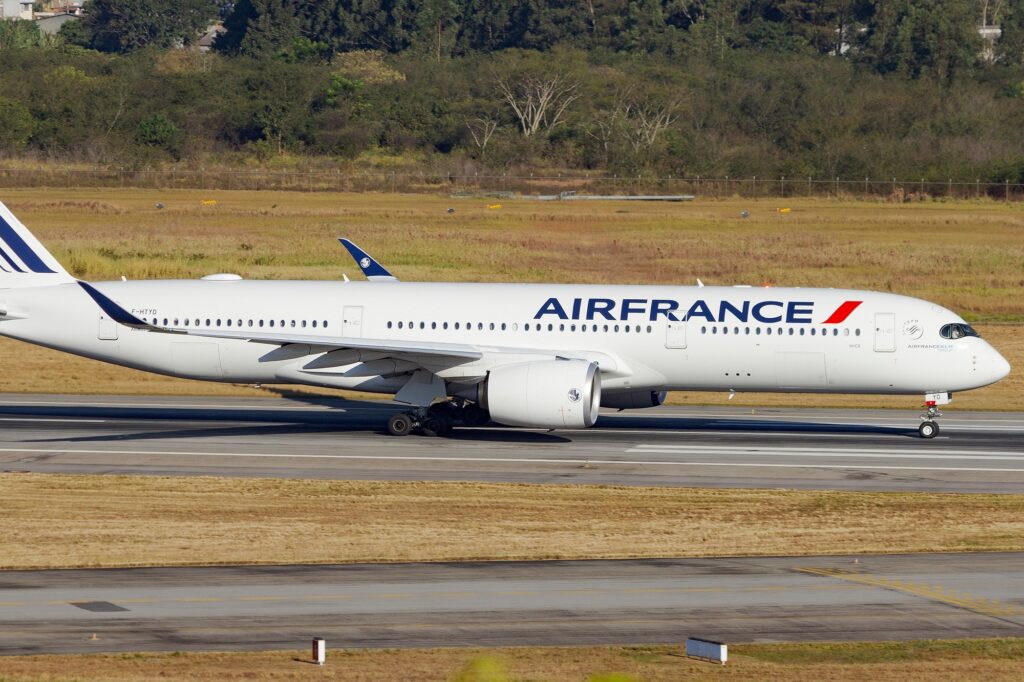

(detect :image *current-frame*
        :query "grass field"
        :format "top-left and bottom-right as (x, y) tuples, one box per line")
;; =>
(0, 188), (1021, 409)
(2, 474), (1022, 569)
(2, 640), (1023, 681)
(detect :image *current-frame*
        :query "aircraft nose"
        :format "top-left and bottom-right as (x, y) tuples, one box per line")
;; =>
(988, 346), (1011, 383)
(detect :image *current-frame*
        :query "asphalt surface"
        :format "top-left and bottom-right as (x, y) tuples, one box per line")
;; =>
(0, 394), (1023, 492)
(0, 553), (1021, 654)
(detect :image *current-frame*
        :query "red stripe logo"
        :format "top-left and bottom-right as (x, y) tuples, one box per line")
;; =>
(822, 300), (862, 324)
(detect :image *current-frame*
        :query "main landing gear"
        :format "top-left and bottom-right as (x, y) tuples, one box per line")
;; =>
(386, 400), (490, 437)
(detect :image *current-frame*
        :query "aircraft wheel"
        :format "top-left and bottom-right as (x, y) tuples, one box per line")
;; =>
(919, 421), (939, 439)
(461, 403), (490, 427)
(387, 413), (413, 437)
(422, 413), (454, 438)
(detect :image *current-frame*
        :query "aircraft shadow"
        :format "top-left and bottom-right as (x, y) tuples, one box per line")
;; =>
(595, 415), (915, 436)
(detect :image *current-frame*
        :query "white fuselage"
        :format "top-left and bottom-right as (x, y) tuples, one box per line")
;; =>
(0, 279), (1010, 398)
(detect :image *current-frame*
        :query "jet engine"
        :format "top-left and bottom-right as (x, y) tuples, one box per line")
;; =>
(482, 359), (601, 428)
(601, 390), (667, 410)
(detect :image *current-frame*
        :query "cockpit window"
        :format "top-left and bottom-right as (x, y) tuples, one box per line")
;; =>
(940, 323), (980, 340)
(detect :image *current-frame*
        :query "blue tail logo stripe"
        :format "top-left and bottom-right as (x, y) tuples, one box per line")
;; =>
(0, 245), (25, 273)
(0, 212), (56, 274)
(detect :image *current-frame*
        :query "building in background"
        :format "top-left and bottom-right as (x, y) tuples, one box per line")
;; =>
(0, 0), (34, 20)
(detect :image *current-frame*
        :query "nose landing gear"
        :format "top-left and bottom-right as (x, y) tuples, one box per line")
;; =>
(918, 392), (951, 439)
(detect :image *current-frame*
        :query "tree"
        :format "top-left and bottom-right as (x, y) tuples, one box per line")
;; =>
(84, 0), (218, 53)
(0, 19), (56, 49)
(856, 0), (981, 80)
(996, 1), (1024, 65)
(498, 73), (579, 137)
(0, 97), (33, 152)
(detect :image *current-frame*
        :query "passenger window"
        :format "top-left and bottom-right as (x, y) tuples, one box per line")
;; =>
(755, 328), (761, 335)
(432, 322), (437, 329)
(269, 320), (274, 327)
(548, 324), (554, 331)
(387, 321), (393, 329)
(443, 322), (448, 330)
(259, 320), (265, 327)
(723, 327), (729, 335)
(455, 322), (460, 330)
(301, 320), (306, 328)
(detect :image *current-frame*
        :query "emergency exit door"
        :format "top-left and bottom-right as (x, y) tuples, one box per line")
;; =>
(342, 306), (363, 338)
(874, 312), (895, 352)
(98, 314), (118, 340)
(665, 321), (687, 349)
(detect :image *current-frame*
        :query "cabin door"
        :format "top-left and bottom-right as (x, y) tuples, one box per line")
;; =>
(665, 320), (687, 349)
(874, 312), (896, 352)
(342, 306), (363, 338)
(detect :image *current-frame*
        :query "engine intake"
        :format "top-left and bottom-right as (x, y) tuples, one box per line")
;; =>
(483, 359), (601, 428)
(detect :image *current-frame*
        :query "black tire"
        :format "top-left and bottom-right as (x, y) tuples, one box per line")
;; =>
(919, 421), (939, 439)
(421, 417), (442, 438)
(461, 403), (490, 427)
(387, 413), (413, 437)
(434, 413), (454, 437)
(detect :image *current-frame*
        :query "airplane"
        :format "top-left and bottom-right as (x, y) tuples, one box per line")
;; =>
(0, 201), (1010, 439)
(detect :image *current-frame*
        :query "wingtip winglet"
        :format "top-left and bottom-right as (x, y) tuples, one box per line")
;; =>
(77, 281), (149, 328)
(338, 238), (397, 281)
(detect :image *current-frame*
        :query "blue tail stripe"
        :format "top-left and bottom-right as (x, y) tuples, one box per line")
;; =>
(0, 212), (55, 274)
(0, 244), (25, 273)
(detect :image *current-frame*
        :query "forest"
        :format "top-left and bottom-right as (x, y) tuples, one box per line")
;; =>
(0, 0), (1022, 183)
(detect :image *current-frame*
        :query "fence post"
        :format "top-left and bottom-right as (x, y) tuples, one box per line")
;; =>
(921, 178), (925, 195)
(752, 175), (757, 197)
(976, 178), (980, 199)
(780, 175), (785, 197)
(948, 178), (953, 198)
(725, 175), (729, 196)
(835, 176), (839, 196)
(864, 177), (868, 195)
(1007, 179), (1011, 201)
(807, 176), (811, 196)
(892, 177), (896, 196)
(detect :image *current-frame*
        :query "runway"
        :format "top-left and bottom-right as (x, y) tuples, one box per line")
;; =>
(1, 394), (1023, 492)
(0, 553), (1021, 654)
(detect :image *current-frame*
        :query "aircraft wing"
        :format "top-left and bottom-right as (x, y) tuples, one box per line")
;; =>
(339, 238), (398, 281)
(176, 328), (483, 360)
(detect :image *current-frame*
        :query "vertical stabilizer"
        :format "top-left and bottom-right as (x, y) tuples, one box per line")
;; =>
(0, 201), (73, 287)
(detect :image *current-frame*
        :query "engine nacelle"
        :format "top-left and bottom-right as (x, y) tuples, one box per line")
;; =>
(600, 390), (667, 410)
(483, 359), (601, 428)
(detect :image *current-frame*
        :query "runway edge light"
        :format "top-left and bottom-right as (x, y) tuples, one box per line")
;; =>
(312, 637), (326, 666)
(685, 637), (727, 665)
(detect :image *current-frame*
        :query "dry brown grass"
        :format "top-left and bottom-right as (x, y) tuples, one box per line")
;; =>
(1, 640), (1023, 681)
(1, 474), (1022, 570)
(0, 188), (1020, 408)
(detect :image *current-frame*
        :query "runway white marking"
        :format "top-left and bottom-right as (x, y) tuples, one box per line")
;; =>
(0, 447), (1022, 473)
(0, 418), (106, 423)
(628, 444), (1024, 459)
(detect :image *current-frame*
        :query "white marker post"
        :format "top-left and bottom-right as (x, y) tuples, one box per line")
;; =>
(312, 637), (326, 666)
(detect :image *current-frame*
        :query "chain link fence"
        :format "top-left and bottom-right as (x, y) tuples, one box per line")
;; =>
(1, 167), (1021, 200)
